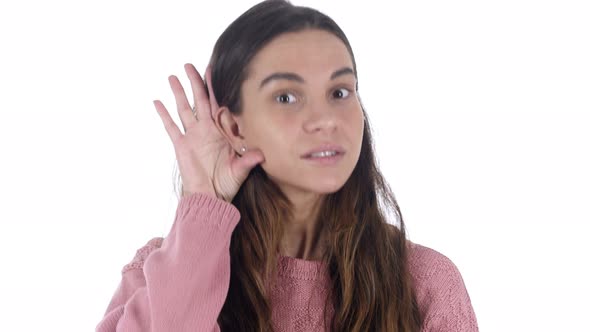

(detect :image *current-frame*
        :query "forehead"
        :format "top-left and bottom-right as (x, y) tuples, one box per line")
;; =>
(246, 29), (353, 80)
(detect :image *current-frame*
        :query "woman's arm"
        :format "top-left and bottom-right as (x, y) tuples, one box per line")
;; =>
(95, 192), (240, 332)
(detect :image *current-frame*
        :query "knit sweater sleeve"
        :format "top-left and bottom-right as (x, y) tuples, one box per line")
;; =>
(95, 192), (240, 332)
(408, 242), (479, 332)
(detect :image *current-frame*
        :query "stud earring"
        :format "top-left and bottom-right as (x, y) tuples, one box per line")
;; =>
(240, 146), (247, 153)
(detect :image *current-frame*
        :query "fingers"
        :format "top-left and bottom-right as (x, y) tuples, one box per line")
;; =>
(168, 75), (196, 133)
(184, 63), (212, 122)
(153, 100), (182, 143)
(205, 66), (220, 117)
(155, 64), (218, 144)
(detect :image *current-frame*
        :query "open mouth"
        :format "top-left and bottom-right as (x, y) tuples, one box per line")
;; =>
(302, 151), (345, 164)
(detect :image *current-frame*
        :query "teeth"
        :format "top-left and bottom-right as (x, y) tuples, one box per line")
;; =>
(309, 151), (337, 158)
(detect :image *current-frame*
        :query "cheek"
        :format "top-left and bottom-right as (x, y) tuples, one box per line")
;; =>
(345, 108), (365, 162)
(345, 105), (365, 136)
(246, 115), (294, 152)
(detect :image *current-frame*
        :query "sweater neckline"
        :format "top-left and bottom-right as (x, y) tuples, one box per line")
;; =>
(276, 254), (328, 280)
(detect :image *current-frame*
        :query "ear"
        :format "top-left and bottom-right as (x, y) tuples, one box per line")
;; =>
(214, 106), (245, 152)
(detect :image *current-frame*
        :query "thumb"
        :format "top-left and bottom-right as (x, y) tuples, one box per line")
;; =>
(232, 149), (265, 180)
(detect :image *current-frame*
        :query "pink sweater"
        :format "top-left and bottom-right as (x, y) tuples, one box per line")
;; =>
(96, 192), (479, 332)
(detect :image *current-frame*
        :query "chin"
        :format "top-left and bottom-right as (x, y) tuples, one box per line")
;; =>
(263, 157), (356, 194)
(266, 171), (349, 196)
(304, 176), (348, 194)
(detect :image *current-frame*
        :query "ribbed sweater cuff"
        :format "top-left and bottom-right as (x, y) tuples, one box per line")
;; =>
(176, 192), (241, 235)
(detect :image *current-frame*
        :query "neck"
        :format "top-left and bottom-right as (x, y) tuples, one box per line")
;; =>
(280, 190), (326, 260)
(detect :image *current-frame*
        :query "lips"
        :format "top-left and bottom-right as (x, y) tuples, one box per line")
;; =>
(301, 144), (346, 158)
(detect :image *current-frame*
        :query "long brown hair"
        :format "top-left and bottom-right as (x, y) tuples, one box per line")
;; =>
(174, 1), (422, 330)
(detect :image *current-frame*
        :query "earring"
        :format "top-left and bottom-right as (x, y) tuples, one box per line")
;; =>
(240, 146), (247, 153)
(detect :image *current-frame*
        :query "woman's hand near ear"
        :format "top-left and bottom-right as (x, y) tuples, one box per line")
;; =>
(153, 63), (265, 202)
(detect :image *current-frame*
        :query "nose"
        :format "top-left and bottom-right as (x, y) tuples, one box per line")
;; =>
(302, 102), (338, 134)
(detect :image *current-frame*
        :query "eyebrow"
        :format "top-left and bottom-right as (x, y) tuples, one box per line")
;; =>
(258, 67), (355, 90)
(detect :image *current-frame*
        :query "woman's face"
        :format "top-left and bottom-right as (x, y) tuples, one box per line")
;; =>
(237, 29), (364, 198)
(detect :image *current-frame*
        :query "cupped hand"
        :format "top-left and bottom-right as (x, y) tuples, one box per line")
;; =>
(153, 63), (264, 202)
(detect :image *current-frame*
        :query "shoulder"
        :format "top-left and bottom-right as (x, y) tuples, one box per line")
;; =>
(406, 241), (467, 308)
(406, 240), (479, 331)
(121, 237), (164, 274)
(407, 241), (461, 282)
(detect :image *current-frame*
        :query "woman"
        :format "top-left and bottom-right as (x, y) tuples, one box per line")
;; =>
(96, 1), (478, 331)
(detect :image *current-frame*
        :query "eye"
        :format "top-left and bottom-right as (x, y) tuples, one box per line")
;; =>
(332, 88), (350, 99)
(275, 92), (297, 104)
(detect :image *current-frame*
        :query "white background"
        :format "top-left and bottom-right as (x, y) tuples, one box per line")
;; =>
(1, 0), (588, 331)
